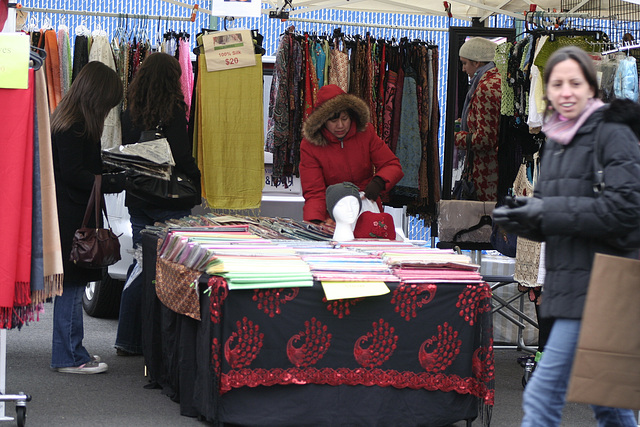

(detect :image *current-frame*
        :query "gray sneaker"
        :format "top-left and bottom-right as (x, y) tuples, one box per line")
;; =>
(57, 360), (108, 374)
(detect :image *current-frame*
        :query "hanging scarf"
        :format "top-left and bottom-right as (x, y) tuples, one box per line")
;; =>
(460, 61), (495, 132)
(0, 70), (34, 328)
(542, 98), (604, 145)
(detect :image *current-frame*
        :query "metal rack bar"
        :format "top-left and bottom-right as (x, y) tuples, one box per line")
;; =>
(18, 6), (194, 22)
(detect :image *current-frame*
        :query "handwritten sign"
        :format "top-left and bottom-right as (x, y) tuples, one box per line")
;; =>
(202, 30), (256, 72)
(0, 33), (29, 89)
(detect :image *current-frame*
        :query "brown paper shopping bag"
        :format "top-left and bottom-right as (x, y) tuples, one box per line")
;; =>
(566, 253), (640, 410)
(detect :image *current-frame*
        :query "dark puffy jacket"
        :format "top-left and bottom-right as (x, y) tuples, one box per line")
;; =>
(536, 103), (640, 319)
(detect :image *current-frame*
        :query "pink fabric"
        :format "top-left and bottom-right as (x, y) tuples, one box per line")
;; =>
(179, 38), (193, 120)
(0, 0), (8, 31)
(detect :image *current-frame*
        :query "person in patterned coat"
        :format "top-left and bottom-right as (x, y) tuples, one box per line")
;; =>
(455, 37), (501, 201)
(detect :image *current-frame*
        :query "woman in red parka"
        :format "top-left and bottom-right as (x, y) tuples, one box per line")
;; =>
(299, 84), (404, 224)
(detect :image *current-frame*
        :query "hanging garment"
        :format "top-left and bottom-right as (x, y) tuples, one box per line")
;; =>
(314, 40), (326, 87)
(71, 34), (89, 83)
(382, 70), (397, 147)
(390, 66), (404, 154)
(57, 26), (72, 97)
(179, 37), (194, 120)
(613, 56), (639, 102)
(35, 66), (63, 302)
(600, 56), (619, 103)
(328, 38), (349, 92)
(0, 70), (35, 328)
(89, 30), (122, 150)
(197, 53), (264, 209)
(393, 70), (421, 197)
(43, 29), (62, 112)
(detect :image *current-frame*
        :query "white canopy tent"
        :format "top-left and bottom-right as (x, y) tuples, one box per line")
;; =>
(262, 0), (640, 20)
(261, 0), (640, 21)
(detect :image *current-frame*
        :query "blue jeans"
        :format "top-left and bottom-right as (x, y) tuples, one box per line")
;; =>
(51, 284), (91, 368)
(114, 206), (190, 354)
(522, 318), (637, 427)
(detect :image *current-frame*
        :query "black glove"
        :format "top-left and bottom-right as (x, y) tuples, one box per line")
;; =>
(102, 172), (127, 194)
(493, 197), (544, 241)
(364, 176), (385, 201)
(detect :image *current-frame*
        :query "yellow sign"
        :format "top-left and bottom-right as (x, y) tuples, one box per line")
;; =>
(321, 281), (390, 301)
(0, 34), (29, 89)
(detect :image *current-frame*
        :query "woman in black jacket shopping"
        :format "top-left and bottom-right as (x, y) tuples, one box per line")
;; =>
(51, 61), (126, 374)
(115, 52), (201, 356)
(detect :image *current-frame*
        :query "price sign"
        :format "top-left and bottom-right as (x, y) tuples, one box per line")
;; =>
(0, 33), (29, 89)
(202, 30), (256, 72)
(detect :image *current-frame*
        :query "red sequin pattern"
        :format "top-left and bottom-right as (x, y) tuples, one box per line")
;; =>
(220, 367), (492, 403)
(208, 276), (228, 324)
(390, 283), (437, 321)
(286, 317), (332, 368)
(224, 317), (264, 369)
(354, 318), (398, 368)
(253, 288), (299, 317)
(456, 284), (492, 326)
(418, 322), (462, 372)
(323, 297), (362, 318)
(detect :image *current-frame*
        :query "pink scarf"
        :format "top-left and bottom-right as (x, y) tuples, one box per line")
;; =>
(542, 98), (604, 145)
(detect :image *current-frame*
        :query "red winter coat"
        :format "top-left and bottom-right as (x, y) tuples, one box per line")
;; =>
(300, 85), (404, 222)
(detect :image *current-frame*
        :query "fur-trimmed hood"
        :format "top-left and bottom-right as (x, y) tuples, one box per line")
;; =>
(302, 84), (370, 147)
(604, 98), (640, 140)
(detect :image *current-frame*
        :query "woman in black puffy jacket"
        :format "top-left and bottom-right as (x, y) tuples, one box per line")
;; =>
(494, 46), (640, 427)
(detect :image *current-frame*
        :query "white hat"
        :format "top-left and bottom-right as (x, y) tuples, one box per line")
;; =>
(459, 37), (497, 62)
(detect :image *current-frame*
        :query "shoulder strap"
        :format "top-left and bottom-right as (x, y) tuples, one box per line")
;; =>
(80, 175), (111, 229)
(593, 122), (605, 195)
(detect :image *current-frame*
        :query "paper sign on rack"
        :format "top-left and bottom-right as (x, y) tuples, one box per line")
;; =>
(202, 30), (256, 72)
(322, 281), (390, 301)
(0, 33), (29, 89)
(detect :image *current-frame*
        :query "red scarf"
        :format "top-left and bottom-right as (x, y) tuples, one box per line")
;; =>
(0, 70), (34, 327)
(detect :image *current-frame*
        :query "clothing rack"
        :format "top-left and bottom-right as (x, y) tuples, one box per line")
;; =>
(282, 17), (447, 32)
(0, 330), (30, 427)
(602, 40), (640, 54)
(18, 6), (195, 22)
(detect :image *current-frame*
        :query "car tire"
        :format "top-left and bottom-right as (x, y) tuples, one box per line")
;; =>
(83, 270), (125, 319)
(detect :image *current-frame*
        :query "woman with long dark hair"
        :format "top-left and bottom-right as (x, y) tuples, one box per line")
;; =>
(51, 61), (125, 374)
(114, 52), (201, 356)
(494, 46), (640, 427)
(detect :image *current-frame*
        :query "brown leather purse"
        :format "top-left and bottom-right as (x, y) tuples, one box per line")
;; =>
(69, 175), (121, 269)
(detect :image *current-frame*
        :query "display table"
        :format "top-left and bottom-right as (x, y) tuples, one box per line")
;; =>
(141, 232), (495, 427)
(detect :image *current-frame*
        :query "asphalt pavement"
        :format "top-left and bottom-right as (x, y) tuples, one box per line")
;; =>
(2, 306), (629, 427)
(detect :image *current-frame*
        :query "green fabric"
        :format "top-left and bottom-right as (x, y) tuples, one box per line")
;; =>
(197, 51), (264, 210)
(533, 36), (599, 71)
(496, 42), (514, 116)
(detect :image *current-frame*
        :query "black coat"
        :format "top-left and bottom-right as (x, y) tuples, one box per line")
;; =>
(121, 108), (201, 210)
(536, 106), (640, 319)
(52, 123), (126, 285)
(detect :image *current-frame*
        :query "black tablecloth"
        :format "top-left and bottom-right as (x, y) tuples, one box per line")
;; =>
(141, 232), (495, 427)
